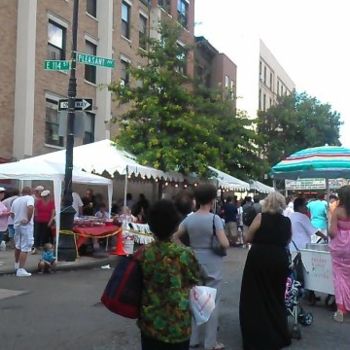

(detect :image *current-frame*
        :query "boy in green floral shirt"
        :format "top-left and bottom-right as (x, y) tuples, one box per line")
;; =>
(138, 200), (200, 350)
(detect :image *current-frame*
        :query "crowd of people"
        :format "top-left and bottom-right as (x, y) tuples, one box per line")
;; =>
(1, 180), (349, 349)
(0, 184), (153, 276)
(134, 185), (349, 350)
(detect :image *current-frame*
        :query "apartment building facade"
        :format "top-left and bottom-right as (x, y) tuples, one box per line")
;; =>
(0, 0), (195, 162)
(223, 31), (295, 118)
(258, 40), (295, 112)
(195, 36), (237, 103)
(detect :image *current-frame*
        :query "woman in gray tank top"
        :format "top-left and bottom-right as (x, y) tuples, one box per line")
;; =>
(174, 184), (229, 350)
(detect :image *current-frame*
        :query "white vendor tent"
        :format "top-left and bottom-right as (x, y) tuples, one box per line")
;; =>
(249, 180), (275, 194)
(30, 139), (184, 205)
(208, 166), (250, 191)
(31, 139), (183, 181)
(0, 158), (113, 259)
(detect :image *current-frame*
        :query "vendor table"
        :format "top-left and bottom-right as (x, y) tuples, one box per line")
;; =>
(300, 244), (334, 295)
(73, 225), (121, 249)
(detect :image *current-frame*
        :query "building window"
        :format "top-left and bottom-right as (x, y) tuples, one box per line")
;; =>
(230, 80), (235, 100)
(121, 2), (131, 39)
(259, 61), (262, 79)
(86, 0), (97, 17)
(83, 112), (95, 144)
(176, 44), (187, 75)
(263, 66), (266, 84)
(120, 59), (130, 86)
(225, 75), (229, 88)
(85, 40), (97, 84)
(263, 93), (266, 111)
(47, 20), (66, 60)
(158, 0), (170, 12)
(177, 0), (188, 28)
(45, 99), (64, 147)
(269, 72), (273, 90)
(277, 80), (280, 96)
(269, 97), (273, 108)
(259, 88), (262, 110)
(139, 14), (147, 50)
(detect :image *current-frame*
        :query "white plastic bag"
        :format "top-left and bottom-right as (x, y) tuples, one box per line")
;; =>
(190, 286), (217, 325)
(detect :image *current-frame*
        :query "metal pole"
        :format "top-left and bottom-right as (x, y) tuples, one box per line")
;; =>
(63, 0), (79, 208)
(123, 166), (128, 207)
(59, 0), (79, 261)
(326, 178), (330, 201)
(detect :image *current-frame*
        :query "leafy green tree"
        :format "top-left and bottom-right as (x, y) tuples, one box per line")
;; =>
(109, 21), (223, 176)
(109, 21), (263, 179)
(257, 91), (342, 166)
(193, 86), (267, 179)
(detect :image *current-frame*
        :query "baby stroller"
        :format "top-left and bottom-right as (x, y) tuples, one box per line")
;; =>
(285, 267), (313, 339)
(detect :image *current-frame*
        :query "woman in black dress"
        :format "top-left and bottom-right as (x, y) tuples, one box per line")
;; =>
(240, 192), (291, 350)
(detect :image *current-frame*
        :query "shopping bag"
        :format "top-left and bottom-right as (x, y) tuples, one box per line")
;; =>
(101, 247), (144, 319)
(190, 286), (217, 325)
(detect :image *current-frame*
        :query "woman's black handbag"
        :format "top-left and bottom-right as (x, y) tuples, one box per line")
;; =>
(211, 215), (227, 257)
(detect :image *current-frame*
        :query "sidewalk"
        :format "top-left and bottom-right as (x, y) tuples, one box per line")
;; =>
(0, 248), (117, 275)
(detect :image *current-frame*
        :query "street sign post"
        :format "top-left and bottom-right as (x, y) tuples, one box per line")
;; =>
(76, 52), (115, 68)
(58, 98), (93, 111)
(44, 60), (71, 71)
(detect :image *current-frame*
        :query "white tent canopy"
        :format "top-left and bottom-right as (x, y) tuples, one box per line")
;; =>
(249, 180), (275, 194)
(0, 158), (113, 259)
(208, 166), (250, 191)
(31, 139), (184, 182)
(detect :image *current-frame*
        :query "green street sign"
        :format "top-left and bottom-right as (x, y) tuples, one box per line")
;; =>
(76, 52), (115, 68)
(44, 60), (71, 71)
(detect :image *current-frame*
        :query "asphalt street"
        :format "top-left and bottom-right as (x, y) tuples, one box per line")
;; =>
(0, 248), (348, 350)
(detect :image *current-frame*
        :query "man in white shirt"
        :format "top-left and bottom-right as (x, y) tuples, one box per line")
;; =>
(11, 187), (35, 277)
(289, 197), (327, 303)
(283, 196), (294, 218)
(289, 197), (327, 252)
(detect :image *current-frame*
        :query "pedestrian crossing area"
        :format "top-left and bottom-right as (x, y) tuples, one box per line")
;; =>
(0, 288), (27, 301)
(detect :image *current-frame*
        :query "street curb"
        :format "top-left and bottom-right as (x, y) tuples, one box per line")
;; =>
(0, 255), (119, 276)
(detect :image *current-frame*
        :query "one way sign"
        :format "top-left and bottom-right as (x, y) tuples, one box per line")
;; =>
(58, 98), (93, 111)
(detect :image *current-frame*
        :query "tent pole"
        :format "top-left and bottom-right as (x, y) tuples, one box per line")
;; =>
(272, 179), (277, 190)
(326, 178), (330, 201)
(123, 166), (128, 207)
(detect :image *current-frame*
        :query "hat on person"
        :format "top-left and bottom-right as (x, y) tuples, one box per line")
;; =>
(0, 187), (5, 192)
(35, 185), (44, 191)
(41, 190), (50, 197)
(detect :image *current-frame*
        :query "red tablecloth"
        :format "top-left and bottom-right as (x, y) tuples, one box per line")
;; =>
(73, 225), (120, 248)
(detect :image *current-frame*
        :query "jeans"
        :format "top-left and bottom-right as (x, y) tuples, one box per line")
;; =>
(8, 224), (15, 238)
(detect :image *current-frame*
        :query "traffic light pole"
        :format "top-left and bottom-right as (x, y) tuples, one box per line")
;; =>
(59, 0), (79, 260)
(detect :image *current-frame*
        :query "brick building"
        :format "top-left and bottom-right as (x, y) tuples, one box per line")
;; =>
(195, 36), (237, 103)
(0, 0), (195, 161)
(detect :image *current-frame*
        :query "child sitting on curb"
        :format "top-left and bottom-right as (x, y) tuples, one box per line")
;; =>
(38, 243), (56, 273)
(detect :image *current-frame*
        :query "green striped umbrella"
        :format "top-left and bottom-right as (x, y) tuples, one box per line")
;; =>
(271, 145), (350, 179)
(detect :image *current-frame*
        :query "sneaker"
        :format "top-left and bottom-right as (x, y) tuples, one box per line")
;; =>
(205, 342), (225, 350)
(333, 311), (344, 323)
(16, 268), (32, 277)
(14, 262), (19, 270)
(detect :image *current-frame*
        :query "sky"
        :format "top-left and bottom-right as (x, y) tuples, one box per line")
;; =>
(195, 0), (349, 146)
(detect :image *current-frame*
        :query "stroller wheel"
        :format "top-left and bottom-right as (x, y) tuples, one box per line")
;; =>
(299, 312), (313, 326)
